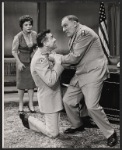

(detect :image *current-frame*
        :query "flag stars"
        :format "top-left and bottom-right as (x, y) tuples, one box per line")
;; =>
(99, 2), (107, 22)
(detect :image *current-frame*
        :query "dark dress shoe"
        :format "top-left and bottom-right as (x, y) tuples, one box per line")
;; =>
(82, 116), (98, 128)
(64, 125), (85, 134)
(19, 112), (30, 129)
(83, 120), (98, 128)
(107, 132), (117, 147)
(28, 105), (36, 113)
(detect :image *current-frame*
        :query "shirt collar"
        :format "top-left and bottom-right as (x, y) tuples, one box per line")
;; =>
(75, 23), (83, 34)
(39, 47), (51, 55)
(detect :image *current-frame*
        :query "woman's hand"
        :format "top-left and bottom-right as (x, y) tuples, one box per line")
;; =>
(18, 62), (26, 71)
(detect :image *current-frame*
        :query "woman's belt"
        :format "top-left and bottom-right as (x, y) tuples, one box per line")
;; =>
(19, 49), (32, 54)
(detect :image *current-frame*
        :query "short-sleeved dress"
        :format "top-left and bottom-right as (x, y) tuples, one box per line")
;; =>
(12, 30), (37, 90)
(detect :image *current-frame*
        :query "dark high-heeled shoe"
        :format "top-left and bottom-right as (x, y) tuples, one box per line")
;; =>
(27, 105), (36, 113)
(19, 112), (30, 129)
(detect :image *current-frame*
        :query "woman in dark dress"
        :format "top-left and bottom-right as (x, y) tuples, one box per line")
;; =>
(12, 15), (37, 113)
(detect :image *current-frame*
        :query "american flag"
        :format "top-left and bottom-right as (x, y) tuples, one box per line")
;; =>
(98, 2), (110, 59)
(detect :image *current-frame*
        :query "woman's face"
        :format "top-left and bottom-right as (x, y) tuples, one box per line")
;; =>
(22, 21), (32, 33)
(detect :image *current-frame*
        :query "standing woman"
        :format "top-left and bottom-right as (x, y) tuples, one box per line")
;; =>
(12, 15), (37, 113)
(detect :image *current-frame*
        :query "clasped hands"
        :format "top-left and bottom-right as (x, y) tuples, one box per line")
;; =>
(49, 53), (71, 67)
(49, 53), (62, 64)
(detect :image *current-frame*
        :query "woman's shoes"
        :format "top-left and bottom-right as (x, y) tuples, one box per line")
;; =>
(18, 110), (24, 114)
(19, 112), (30, 129)
(18, 105), (36, 113)
(28, 105), (36, 113)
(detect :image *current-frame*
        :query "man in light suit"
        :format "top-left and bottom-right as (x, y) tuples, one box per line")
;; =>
(19, 29), (64, 138)
(49, 15), (117, 146)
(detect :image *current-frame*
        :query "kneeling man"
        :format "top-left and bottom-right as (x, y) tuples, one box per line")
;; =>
(19, 29), (64, 138)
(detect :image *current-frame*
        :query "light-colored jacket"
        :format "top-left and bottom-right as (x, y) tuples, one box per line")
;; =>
(62, 23), (108, 87)
(30, 48), (64, 113)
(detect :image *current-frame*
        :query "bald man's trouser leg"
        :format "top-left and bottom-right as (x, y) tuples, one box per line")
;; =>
(82, 81), (114, 138)
(63, 84), (88, 128)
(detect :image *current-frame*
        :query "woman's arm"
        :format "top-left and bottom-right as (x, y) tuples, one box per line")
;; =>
(12, 36), (25, 71)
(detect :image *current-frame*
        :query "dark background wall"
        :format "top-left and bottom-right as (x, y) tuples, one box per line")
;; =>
(4, 1), (119, 56)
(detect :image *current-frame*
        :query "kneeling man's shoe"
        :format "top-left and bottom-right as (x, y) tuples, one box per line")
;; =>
(19, 112), (30, 129)
(64, 125), (85, 134)
(107, 131), (117, 147)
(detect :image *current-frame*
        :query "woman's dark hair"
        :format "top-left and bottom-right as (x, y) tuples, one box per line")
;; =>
(37, 29), (51, 48)
(19, 15), (33, 29)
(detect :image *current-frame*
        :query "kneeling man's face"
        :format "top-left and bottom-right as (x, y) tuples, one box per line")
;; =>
(45, 33), (57, 50)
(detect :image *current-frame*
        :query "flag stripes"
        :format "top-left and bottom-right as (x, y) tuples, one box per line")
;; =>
(99, 37), (109, 59)
(98, 2), (110, 57)
(100, 21), (109, 42)
(98, 22), (109, 49)
(98, 30), (110, 57)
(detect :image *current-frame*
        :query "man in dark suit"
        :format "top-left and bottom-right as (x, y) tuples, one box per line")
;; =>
(49, 15), (117, 147)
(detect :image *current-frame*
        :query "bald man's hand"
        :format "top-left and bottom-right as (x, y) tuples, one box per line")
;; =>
(49, 53), (63, 64)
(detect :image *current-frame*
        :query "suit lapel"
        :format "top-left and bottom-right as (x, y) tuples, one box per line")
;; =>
(68, 32), (77, 50)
